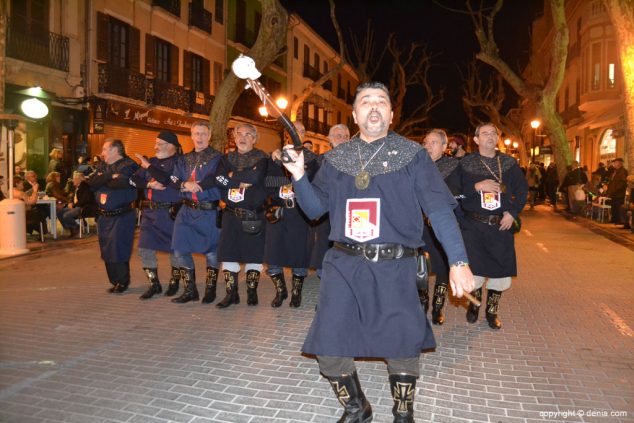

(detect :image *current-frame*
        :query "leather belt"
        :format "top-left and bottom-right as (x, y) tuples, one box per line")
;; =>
(225, 206), (264, 220)
(140, 200), (178, 210)
(468, 212), (503, 225)
(97, 206), (133, 217)
(183, 200), (219, 210)
(333, 242), (417, 262)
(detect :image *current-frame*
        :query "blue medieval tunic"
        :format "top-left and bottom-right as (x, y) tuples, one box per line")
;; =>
(263, 150), (319, 269)
(130, 154), (181, 252)
(148, 146), (222, 255)
(459, 152), (528, 278)
(292, 133), (469, 358)
(213, 149), (269, 263)
(86, 157), (139, 263)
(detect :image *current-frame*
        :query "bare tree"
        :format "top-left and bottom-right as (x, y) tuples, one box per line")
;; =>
(289, 0), (346, 121)
(452, 0), (571, 181)
(461, 61), (529, 163)
(0, 0), (7, 113)
(348, 20), (389, 83)
(386, 35), (444, 136)
(208, 0), (289, 150)
(603, 0), (634, 167)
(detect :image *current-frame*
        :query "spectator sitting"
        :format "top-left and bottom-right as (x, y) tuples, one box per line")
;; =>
(59, 171), (97, 237)
(12, 175), (47, 236)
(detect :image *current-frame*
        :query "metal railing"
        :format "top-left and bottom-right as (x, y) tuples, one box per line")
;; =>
(189, 2), (212, 34)
(303, 63), (322, 81)
(98, 63), (146, 101)
(151, 79), (190, 112)
(304, 117), (329, 135)
(153, 0), (181, 17)
(5, 19), (69, 72)
(190, 90), (215, 115)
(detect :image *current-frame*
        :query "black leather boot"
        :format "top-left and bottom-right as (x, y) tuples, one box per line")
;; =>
(108, 262), (130, 293)
(485, 289), (503, 330)
(245, 269), (260, 306)
(431, 284), (447, 325)
(139, 268), (162, 299)
(270, 273), (288, 308)
(201, 266), (219, 304)
(466, 287), (482, 323)
(289, 274), (304, 308)
(328, 372), (373, 423)
(164, 266), (181, 297)
(418, 288), (429, 313)
(216, 270), (240, 308)
(389, 374), (417, 423)
(171, 268), (199, 303)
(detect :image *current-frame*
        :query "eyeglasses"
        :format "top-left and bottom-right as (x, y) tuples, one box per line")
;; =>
(236, 132), (255, 139)
(478, 131), (498, 137)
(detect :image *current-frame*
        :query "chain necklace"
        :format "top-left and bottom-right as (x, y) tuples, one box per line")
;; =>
(478, 154), (506, 193)
(355, 142), (385, 190)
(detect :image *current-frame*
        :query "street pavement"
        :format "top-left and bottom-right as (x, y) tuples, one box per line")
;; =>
(0, 206), (633, 423)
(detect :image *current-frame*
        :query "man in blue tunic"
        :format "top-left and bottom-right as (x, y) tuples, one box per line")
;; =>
(131, 131), (183, 300)
(282, 82), (475, 423)
(86, 139), (139, 294)
(145, 121), (222, 304)
(459, 122), (528, 330)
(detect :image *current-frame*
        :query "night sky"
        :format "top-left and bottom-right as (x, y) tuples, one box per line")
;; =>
(280, 0), (544, 135)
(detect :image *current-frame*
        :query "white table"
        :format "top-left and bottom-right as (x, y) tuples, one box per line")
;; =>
(36, 198), (57, 239)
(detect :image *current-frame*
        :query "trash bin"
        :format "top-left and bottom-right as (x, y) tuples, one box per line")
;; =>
(0, 199), (29, 256)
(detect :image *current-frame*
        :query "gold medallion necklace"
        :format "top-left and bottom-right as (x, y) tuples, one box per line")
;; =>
(355, 142), (385, 190)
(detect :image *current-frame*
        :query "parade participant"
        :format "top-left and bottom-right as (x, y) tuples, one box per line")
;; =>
(421, 128), (462, 325)
(281, 82), (474, 422)
(265, 121), (319, 308)
(310, 124), (351, 278)
(146, 121), (222, 304)
(459, 122), (528, 329)
(203, 123), (269, 308)
(86, 139), (139, 293)
(131, 131), (183, 300)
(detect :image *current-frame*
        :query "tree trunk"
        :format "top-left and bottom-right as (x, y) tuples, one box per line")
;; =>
(0, 0), (7, 113)
(604, 0), (634, 168)
(208, 0), (289, 150)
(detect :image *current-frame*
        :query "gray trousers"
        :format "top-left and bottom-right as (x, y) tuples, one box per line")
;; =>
(317, 355), (420, 377)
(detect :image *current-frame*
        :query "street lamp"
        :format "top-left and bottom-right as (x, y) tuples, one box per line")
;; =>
(258, 96), (289, 148)
(530, 119), (541, 162)
(504, 138), (511, 153)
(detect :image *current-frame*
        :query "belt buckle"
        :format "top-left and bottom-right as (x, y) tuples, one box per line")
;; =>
(489, 215), (499, 225)
(284, 198), (295, 209)
(362, 245), (380, 262)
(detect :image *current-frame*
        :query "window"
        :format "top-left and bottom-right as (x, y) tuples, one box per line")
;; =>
(110, 19), (129, 68)
(607, 42), (616, 88)
(323, 60), (328, 74)
(293, 37), (298, 60)
(591, 43), (601, 90)
(155, 38), (171, 82)
(564, 86), (569, 110)
(191, 54), (203, 92)
(337, 111), (342, 124)
(213, 61), (223, 94)
(314, 52), (320, 68)
(11, 0), (49, 33)
(304, 45), (310, 66)
(215, 0), (224, 24)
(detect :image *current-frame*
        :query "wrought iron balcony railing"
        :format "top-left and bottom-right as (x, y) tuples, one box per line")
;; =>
(303, 63), (322, 82)
(190, 90), (215, 115)
(5, 19), (69, 72)
(98, 63), (146, 101)
(151, 79), (190, 112)
(153, 0), (181, 17)
(304, 117), (329, 136)
(189, 2), (212, 34)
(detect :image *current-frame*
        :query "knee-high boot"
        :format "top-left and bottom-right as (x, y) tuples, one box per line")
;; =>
(216, 270), (239, 308)
(466, 287), (482, 323)
(270, 273), (288, 307)
(246, 269), (260, 306)
(485, 289), (503, 330)
(417, 288), (429, 313)
(201, 266), (219, 304)
(327, 372), (373, 423)
(172, 268), (199, 303)
(289, 274), (304, 308)
(389, 374), (416, 423)
(164, 266), (181, 296)
(139, 268), (162, 299)
(431, 284), (447, 325)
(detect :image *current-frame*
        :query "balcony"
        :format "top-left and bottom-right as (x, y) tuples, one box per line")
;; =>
(153, 0), (181, 17)
(304, 117), (329, 136)
(190, 90), (214, 115)
(5, 19), (69, 72)
(303, 63), (322, 81)
(189, 1), (212, 34)
(234, 24), (256, 47)
(98, 63), (146, 101)
(151, 79), (190, 112)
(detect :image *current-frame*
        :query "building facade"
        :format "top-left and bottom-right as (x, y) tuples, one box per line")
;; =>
(528, 0), (626, 171)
